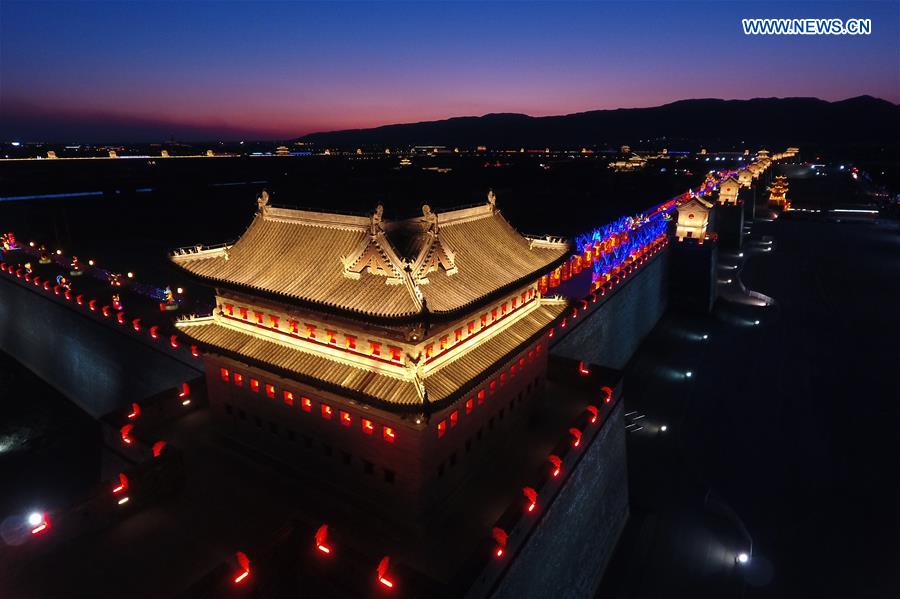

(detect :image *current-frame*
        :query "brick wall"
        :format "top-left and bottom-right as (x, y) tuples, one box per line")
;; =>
(0, 277), (200, 418)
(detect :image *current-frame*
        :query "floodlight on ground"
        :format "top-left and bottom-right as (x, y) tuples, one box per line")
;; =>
(28, 511), (49, 535)
(737, 552), (750, 565)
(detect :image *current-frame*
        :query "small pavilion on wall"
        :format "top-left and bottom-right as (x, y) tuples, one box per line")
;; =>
(675, 196), (714, 242)
(768, 175), (790, 210)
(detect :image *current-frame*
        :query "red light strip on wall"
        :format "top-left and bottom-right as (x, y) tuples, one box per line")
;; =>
(120, 424), (134, 445)
(315, 524), (333, 555)
(233, 551), (251, 585)
(30, 515), (50, 536)
(376, 556), (395, 590)
(548, 454), (562, 478)
(492, 527), (508, 558)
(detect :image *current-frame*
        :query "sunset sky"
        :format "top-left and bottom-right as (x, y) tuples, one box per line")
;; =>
(2, 0), (897, 142)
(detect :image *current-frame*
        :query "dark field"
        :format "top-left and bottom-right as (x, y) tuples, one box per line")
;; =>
(0, 154), (716, 275)
(599, 185), (900, 597)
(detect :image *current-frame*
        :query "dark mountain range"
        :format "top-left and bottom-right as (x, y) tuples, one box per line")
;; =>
(300, 96), (899, 148)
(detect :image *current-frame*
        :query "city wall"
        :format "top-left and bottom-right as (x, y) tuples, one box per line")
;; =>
(0, 277), (200, 418)
(551, 250), (670, 369)
(492, 401), (628, 599)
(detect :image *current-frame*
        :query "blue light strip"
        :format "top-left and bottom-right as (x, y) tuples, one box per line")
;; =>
(0, 191), (104, 202)
(574, 169), (738, 280)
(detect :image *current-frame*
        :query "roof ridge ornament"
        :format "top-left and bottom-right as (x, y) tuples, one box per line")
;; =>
(422, 204), (438, 232)
(370, 204), (384, 235)
(342, 205), (413, 285)
(411, 204), (458, 282)
(487, 189), (497, 209)
(257, 189), (270, 214)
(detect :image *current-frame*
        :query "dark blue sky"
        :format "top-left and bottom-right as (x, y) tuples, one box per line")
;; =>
(1, 1), (897, 141)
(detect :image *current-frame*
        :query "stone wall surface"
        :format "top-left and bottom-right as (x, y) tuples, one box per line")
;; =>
(551, 251), (669, 369)
(491, 401), (629, 599)
(0, 277), (200, 418)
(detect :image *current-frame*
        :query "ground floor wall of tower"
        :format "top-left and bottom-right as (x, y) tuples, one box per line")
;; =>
(0, 276), (200, 418)
(202, 333), (553, 518)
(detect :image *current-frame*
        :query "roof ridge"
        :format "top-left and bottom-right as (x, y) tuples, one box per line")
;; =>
(263, 205), (372, 230)
(433, 202), (495, 227)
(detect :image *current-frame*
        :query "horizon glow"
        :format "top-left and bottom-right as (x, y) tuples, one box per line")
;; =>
(1, 0), (897, 142)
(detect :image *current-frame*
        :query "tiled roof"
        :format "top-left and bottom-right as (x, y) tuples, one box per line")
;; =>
(177, 300), (567, 409)
(171, 208), (422, 319)
(425, 301), (567, 402)
(417, 209), (568, 314)
(171, 202), (569, 320)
